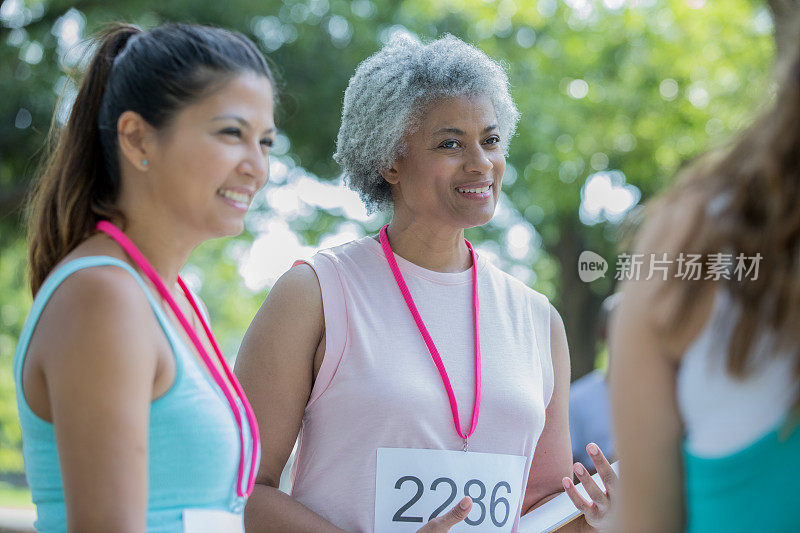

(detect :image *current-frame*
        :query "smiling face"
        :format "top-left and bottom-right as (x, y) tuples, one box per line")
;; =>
(138, 71), (275, 239)
(386, 94), (506, 231)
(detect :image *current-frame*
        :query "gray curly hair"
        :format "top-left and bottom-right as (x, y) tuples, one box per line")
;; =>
(334, 32), (520, 212)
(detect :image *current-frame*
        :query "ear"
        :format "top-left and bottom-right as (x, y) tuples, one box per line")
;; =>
(380, 163), (401, 186)
(117, 110), (156, 172)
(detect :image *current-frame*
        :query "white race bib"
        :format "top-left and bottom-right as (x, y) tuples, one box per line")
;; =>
(375, 447), (527, 532)
(183, 508), (244, 533)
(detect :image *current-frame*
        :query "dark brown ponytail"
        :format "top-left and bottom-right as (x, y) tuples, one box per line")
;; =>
(26, 23), (140, 294)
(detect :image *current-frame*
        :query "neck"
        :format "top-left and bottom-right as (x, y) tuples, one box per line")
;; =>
(112, 216), (198, 288)
(384, 219), (472, 273)
(112, 176), (206, 287)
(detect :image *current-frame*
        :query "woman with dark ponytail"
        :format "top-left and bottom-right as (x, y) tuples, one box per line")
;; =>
(15, 22), (276, 531)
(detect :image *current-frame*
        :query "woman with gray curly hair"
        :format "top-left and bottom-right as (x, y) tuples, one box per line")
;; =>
(236, 33), (616, 532)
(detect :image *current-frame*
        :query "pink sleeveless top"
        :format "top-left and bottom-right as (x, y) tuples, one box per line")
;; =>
(291, 236), (554, 532)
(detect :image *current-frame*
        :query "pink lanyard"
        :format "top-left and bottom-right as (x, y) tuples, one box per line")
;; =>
(378, 224), (482, 451)
(96, 221), (259, 498)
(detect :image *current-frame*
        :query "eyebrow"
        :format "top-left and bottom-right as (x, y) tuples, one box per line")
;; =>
(210, 114), (275, 134)
(432, 124), (499, 135)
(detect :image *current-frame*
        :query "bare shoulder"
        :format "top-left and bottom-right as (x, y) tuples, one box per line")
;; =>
(548, 302), (566, 334)
(269, 262), (323, 306)
(44, 262), (152, 320)
(32, 263), (159, 372)
(237, 263), (324, 366)
(247, 263), (323, 331)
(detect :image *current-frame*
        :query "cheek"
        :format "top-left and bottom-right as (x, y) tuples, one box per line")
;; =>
(493, 159), (507, 184)
(184, 142), (234, 180)
(492, 153), (506, 173)
(161, 138), (204, 172)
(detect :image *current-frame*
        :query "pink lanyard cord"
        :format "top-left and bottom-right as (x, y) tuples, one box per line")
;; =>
(96, 221), (259, 498)
(378, 224), (482, 444)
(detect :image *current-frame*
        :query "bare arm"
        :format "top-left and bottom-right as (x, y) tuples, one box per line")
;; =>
(522, 304), (575, 515)
(608, 289), (684, 532)
(608, 200), (711, 533)
(524, 305), (618, 533)
(30, 267), (160, 532)
(235, 264), (347, 532)
(521, 305), (590, 533)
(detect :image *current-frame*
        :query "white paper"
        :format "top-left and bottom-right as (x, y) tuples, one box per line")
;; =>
(517, 461), (619, 533)
(375, 447), (528, 532)
(183, 508), (244, 533)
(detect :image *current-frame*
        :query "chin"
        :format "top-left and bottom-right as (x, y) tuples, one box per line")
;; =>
(212, 219), (246, 239)
(461, 209), (496, 230)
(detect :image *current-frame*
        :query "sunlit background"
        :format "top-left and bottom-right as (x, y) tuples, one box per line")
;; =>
(0, 0), (788, 515)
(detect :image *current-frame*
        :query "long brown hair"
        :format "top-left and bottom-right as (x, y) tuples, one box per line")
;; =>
(26, 22), (275, 295)
(652, 27), (800, 423)
(27, 24), (137, 295)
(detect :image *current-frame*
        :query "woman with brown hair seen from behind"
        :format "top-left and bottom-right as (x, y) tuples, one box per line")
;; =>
(15, 22), (276, 532)
(609, 25), (800, 533)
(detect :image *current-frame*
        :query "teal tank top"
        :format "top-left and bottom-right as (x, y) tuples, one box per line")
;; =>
(683, 418), (800, 532)
(13, 256), (256, 532)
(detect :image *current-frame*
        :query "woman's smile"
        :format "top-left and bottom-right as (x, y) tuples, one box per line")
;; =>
(455, 181), (493, 200)
(216, 187), (254, 212)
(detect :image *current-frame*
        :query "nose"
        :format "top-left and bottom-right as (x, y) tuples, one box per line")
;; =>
(463, 143), (494, 174)
(237, 143), (270, 186)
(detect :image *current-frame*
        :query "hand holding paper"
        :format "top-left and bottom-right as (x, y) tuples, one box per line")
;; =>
(562, 443), (618, 532)
(519, 443), (619, 533)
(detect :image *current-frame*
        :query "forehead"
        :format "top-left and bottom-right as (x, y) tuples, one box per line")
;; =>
(420, 94), (497, 134)
(181, 72), (274, 126)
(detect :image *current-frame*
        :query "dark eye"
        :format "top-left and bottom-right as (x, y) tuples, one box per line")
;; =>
(439, 140), (460, 149)
(261, 137), (274, 148)
(484, 135), (501, 145)
(220, 127), (242, 138)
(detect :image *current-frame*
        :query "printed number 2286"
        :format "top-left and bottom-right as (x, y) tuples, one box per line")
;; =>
(392, 475), (512, 528)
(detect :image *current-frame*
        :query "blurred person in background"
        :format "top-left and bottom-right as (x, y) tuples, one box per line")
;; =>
(569, 294), (619, 474)
(14, 22), (275, 531)
(236, 33), (616, 533)
(609, 24), (800, 533)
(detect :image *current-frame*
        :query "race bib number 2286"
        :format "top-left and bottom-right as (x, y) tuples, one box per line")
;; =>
(374, 448), (527, 532)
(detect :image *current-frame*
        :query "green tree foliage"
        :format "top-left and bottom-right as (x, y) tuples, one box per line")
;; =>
(0, 0), (782, 485)
(0, 238), (31, 475)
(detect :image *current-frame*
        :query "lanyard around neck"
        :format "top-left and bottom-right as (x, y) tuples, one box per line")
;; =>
(96, 221), (259, 498)
(378, 224), (482, 451)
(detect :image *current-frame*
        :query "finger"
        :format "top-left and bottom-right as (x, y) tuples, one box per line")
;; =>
(561, 476), (594, 516)
(586, 442), (618, 494)
(573, 462), (607, 508)
(435, 496), (472, 529)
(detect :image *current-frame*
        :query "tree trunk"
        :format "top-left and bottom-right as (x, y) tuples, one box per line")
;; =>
(768, 0), (800, 60)
(547, 218), (605, 382)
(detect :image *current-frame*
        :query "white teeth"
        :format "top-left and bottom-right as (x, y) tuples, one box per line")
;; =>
(217, 189), (250, 204)
(457, 185), (491, 194)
